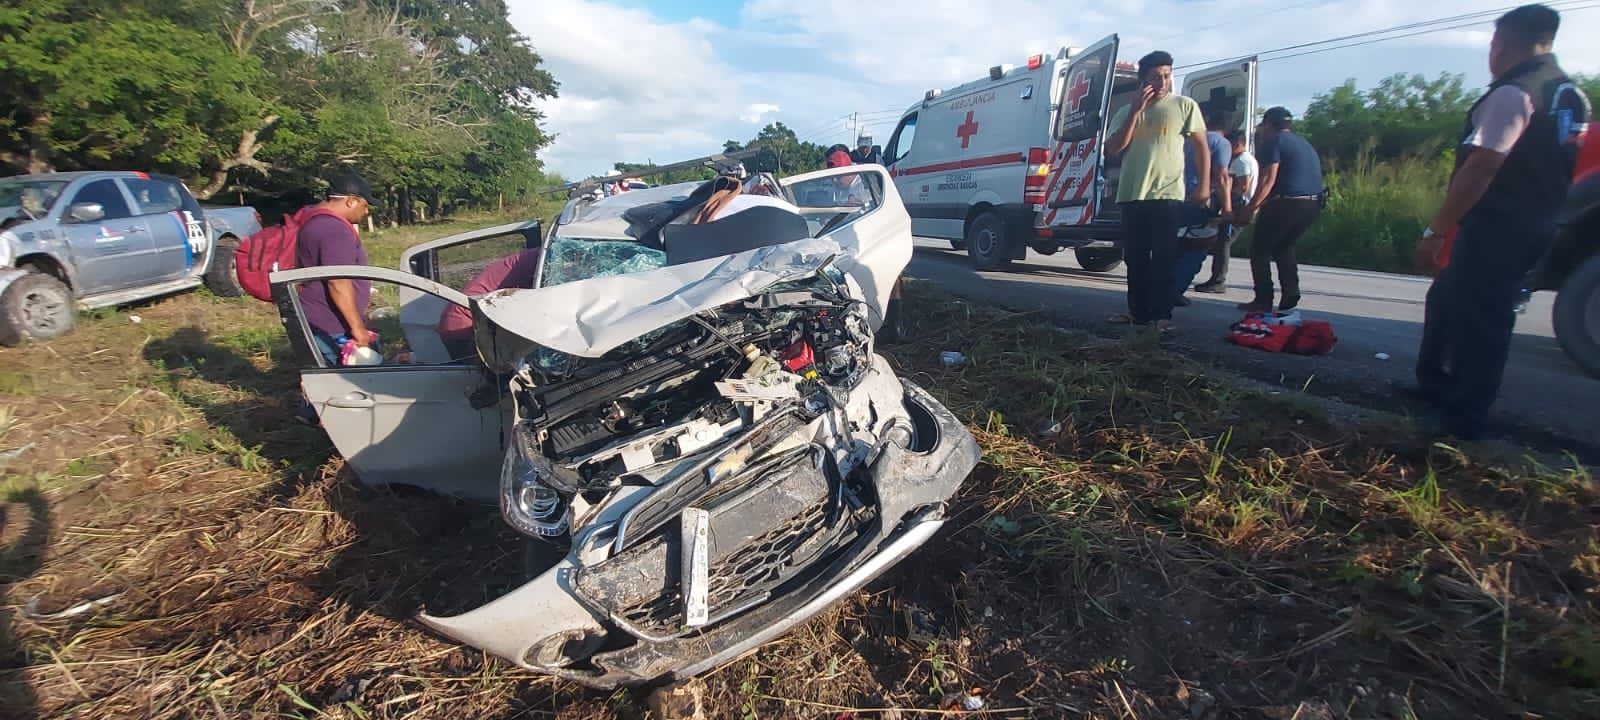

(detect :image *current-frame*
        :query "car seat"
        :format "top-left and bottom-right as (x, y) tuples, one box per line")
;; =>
(660, 206), (813, 266)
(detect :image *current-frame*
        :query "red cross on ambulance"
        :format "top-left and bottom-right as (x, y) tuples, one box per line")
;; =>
(956, 111), (980, 149)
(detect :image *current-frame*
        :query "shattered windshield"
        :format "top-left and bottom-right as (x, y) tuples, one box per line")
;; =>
(539, 237), (666, 288)
(0, 180), (68, 217)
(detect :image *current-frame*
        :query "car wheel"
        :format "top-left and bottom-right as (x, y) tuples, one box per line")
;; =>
(204, 235), (244, 297)
(878, 278), (907, 344)
(966, 211), (1011, 271)
(1554, 253), (1600, 378)
(0, 271), (75, 346)
(1074, 246), (1123, 273)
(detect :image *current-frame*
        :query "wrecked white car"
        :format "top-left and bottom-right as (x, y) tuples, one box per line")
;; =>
(267, 164), (979, 689)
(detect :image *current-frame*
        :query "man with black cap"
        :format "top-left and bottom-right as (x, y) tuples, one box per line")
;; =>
(1410, 3), (1589, 440)
(1235, 106), (1325, 315)
(297, 171), (379, 366)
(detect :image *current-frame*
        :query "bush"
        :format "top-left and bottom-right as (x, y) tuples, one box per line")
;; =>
(1237, 150), (1450, 275)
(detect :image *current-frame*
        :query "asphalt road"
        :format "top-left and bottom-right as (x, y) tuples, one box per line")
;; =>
(905, 237), (1600, 451)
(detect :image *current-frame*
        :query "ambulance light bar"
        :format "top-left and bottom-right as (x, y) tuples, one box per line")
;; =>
(1027, 54), (1044, 70)
(924, 88), (942, 102)
(988, 64), (1013, 80)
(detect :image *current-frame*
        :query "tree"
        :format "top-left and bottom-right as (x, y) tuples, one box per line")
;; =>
(732, 123), (827, 175)
(1299, 72), (1473, 169)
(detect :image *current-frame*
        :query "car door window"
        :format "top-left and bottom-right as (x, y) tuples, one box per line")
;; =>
(274, 271), (480, 367)
(123, 177), (186, 216)
(68, 180), (133, 220)
(402, 221), (543, 292)
(786, 169), (884, 237)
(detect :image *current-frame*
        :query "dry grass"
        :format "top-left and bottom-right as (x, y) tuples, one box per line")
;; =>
(0, 221), (1596, 719)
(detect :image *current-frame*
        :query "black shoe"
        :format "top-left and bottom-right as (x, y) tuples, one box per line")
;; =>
(1194, 281), (1226, 294)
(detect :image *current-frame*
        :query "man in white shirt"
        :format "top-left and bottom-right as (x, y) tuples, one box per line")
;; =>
(1196, 129), (1258, 293)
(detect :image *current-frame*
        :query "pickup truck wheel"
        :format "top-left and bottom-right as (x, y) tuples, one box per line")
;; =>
(204, 235), (244, 297)
(1074, 246), (1124, 273)
(0, 272), (75, 346)
(966, 211), (1011, 271)
(1554, 254), (1600, 378)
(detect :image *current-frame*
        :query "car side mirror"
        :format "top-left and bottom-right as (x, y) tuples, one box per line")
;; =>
(68, 202), (105, 223)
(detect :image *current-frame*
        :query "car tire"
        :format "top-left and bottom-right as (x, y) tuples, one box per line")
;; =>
(204, 235), (244, 297)
(1074, 246), (1124, 273)
(966, 211), (1011, 271)
(878, 278), (907, 344)
(0, 271), (75, 346)
(1554, 253), (1600, 378)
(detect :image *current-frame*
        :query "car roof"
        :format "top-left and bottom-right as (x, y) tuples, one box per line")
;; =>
(1, 171), (147, 183)
(555, 179), (704, 240)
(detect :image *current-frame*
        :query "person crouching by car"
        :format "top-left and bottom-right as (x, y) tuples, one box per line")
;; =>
(437, 249), (542, 362)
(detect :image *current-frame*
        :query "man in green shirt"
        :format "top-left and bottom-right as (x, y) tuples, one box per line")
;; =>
(1104, 50), (1210, 332)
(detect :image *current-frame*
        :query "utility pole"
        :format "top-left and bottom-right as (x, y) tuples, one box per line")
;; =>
(849, 112), (858, 145)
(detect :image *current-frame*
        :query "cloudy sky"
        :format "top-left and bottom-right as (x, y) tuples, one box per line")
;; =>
(507, 0), (1600, 179)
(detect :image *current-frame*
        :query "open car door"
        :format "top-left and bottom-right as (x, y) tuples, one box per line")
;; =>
(270, 264), (509, 501)
(1182, 55), (1259, 159)
(778, 164), (911, 332)
(398, 220), (542, 365)
(1042, 34), (1120, 229)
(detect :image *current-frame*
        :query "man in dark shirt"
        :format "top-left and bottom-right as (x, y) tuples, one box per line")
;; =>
(296, 173), (377, 365)
(1410, 4), (1589, 440)
(1235, 106), (1325, 313)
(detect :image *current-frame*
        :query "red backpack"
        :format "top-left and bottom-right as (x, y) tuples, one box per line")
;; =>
(234, 207), (344, 302)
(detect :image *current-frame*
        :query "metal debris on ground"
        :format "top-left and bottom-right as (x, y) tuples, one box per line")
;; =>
(21, 593), (123, 622)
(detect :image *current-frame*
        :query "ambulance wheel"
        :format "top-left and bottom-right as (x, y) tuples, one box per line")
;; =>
(966, 211), (1011, 271)
(1555, 254), (1600, 378)
(1074, 247), (1123, 273)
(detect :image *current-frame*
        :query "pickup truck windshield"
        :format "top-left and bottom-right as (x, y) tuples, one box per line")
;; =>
(0, 180), (68, 218)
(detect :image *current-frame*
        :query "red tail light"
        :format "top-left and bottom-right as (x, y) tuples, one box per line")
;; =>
(1023, 147), (1051, 205)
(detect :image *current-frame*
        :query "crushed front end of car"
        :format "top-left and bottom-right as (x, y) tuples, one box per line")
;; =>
(416, 234), (979, 689)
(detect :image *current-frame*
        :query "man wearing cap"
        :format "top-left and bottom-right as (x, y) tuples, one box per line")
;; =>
(1235, 106), (1325, 314)
(1410, 3), (1589, 440)
(297, 172), (378, 366)
(1104, 50), (1210, 333)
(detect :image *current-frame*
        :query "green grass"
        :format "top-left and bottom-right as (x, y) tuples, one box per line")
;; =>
(1239, 152), (1450, 275)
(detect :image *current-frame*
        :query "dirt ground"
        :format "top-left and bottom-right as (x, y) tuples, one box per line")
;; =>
(1, 221), (1596, 719)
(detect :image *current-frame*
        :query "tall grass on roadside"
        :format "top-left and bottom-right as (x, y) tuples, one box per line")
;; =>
(1239, 148), (1451, 275)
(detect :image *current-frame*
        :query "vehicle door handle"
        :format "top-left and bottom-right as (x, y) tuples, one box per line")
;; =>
(326, 391), (374, 409)
(126, 226), (147, 234)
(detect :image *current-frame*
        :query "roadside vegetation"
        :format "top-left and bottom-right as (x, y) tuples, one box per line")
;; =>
(0, 218), (1594, 719)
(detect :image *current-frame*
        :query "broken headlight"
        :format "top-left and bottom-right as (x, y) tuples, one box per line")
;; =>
(501, 422), (572, 542)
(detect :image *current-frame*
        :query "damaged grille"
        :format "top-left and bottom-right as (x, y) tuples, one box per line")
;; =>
(574, 458), (871, 639)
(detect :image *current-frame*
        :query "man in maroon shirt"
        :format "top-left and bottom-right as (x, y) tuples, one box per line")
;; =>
(437, 248), (541, 360)
(294, 173), (378, 427)
(296, 173), (378, 364)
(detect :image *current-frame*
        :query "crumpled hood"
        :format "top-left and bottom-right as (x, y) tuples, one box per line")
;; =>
(475, 216), (910, 360)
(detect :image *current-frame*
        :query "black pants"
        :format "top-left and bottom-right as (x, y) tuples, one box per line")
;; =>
(1416, 211), (1553, 439)
(1249, 197), (1322, 309)
(1119, 200), (1182, 323)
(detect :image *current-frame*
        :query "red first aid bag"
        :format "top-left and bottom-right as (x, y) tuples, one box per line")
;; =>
(235, 207), (344, 302)
(1228, 316), (1297, 352)
(1286, 320), (1338, 355)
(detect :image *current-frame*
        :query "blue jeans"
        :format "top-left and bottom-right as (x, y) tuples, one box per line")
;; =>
(1173, 249), (1208, 303)
(298, 332), (343, 423)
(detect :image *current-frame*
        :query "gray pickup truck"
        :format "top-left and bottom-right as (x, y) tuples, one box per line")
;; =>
(0, 171), (260, 345)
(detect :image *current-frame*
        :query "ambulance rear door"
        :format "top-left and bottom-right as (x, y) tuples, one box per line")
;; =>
(1182, 55), (1259, 178)
(1041, 34), (1119, 230)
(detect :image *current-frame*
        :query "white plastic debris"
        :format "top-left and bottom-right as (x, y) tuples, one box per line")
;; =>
(940, 351), (967, 367)
(128, 314), (142, 324)
(1374, 352), (1391, 361)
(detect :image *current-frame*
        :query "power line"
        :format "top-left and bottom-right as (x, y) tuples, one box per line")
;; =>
(1176, 0), (1595, 70)
(1261, 4), (1600, 63)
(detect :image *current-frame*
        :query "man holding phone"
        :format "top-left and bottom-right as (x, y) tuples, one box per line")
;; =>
(1104, 50), (1210, 333)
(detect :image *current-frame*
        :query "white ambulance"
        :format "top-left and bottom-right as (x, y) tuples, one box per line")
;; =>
(880, 51), (1078, 270)
(1034, 35), (1257, 271)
